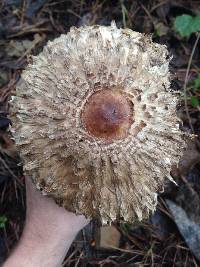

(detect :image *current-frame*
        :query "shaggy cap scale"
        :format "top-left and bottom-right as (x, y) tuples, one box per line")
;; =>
(11, 23), (186, 222)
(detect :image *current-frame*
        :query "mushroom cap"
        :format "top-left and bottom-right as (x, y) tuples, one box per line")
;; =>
(11, 23), (187, 222)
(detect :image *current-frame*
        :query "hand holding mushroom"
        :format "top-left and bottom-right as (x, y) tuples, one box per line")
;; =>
(3, 177), (89, 267)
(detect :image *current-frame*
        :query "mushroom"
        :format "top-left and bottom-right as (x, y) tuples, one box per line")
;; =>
(11, 23), (187, 222)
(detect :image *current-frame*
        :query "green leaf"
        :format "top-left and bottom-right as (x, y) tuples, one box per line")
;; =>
(174, 15), (193, 37)
(191, 96), (199, 107)
(191, 16), (200, 33)
(0, 215), (7, 229)
(174, 14), (200, 37)
(194, 74), (200, 89)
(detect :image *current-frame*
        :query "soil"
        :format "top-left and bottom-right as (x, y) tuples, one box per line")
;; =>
(0, 0), (200, 266)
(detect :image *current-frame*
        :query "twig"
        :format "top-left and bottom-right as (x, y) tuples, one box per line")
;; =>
(183, 32), (200, 133)
(120, 0), (127, 28)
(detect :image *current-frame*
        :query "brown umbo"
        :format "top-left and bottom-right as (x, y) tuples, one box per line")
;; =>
(11, 23), (187, 222)
(81, 89), (133, 142)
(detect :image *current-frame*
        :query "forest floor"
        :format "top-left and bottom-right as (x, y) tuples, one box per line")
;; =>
(0, 0), (200, 266)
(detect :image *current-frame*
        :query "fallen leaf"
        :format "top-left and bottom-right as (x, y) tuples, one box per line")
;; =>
(178, 139), (200, 176)
(6, 34), (43, 58)
(95, 225), (121, 249)
(6, 39), (33, 57)
(166, 199), (200, 261)
(154, 22), (169, 36)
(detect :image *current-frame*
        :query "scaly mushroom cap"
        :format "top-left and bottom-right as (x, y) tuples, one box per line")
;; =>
(11, 23), (187, 222)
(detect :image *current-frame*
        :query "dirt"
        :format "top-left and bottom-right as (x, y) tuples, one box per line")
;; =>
(0, 0), (200, 266)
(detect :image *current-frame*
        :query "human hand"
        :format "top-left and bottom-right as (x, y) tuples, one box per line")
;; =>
(3, 177), (90, 267)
